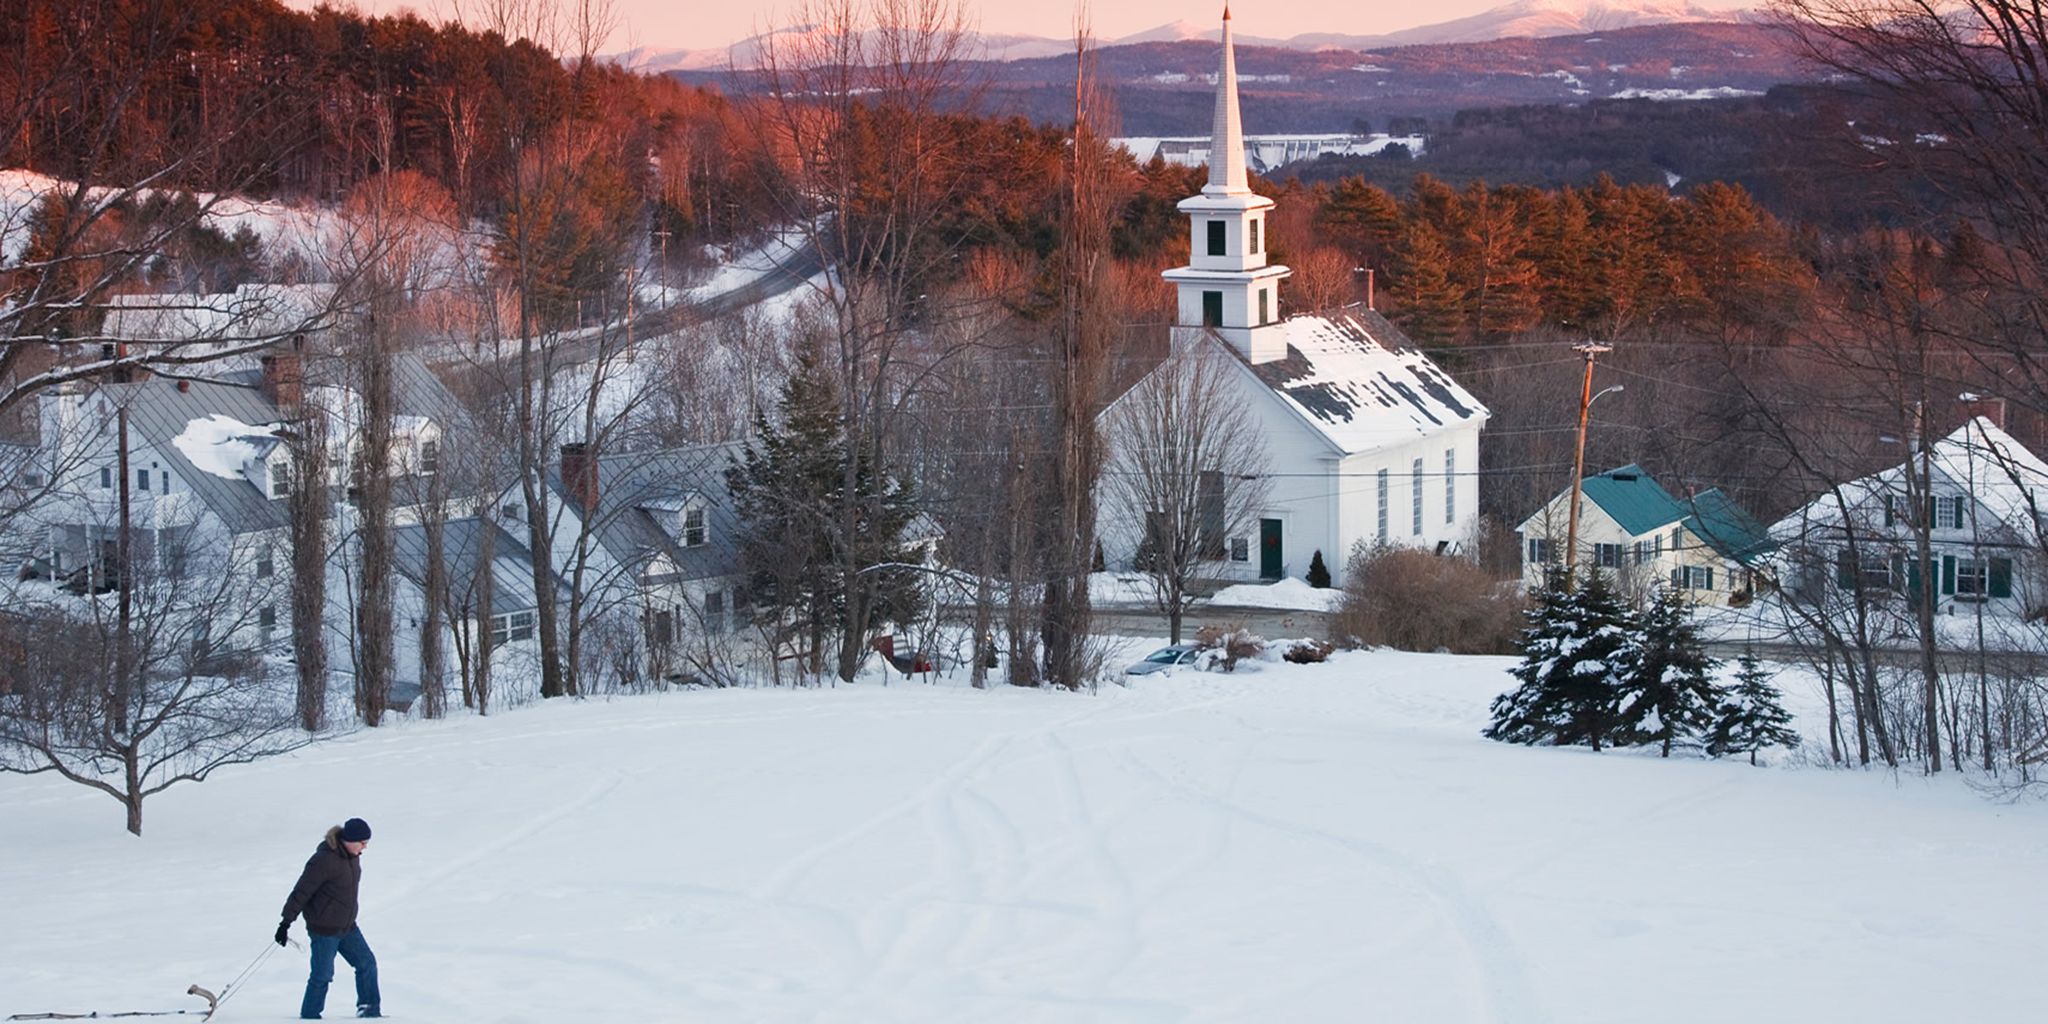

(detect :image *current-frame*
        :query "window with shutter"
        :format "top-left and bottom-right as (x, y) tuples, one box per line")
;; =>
(1956, 557), (1988, 598)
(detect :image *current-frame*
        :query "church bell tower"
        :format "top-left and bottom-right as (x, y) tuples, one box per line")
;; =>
(1161, 6), (1291, 362)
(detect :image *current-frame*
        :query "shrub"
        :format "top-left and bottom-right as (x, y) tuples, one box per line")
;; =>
(1194, 624), (1266, 671)
(1281, 638), (1334, 664)
(1334, 544), (1524, 654)
(1306, 549), (1332, 588)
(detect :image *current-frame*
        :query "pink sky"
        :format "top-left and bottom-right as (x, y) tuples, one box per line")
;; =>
(295, 0), (1753, 55)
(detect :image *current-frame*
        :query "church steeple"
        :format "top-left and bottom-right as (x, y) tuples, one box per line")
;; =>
(1206, 6), (1248, 196)
(1161, 7), (1291, 362)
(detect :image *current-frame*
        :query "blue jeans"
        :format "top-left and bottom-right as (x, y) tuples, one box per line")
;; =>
(301, 926), (379, 1019)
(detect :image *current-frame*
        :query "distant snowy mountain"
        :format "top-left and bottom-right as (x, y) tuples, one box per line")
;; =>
(1344, 0), (1751, 48)
(1108, 19), (1287, 48)
(620, 0), (1754, 71)
(612, 24), (1077, 72)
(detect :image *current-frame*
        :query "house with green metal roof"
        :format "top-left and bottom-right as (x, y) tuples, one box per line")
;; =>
(1514, 464), (1776, 606)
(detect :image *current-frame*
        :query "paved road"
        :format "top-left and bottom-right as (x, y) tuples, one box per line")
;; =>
(1092, 603), (1336, 641)
(426, 243), (826, 370)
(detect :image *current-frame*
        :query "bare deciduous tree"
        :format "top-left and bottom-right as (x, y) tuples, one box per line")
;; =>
(0, 544), (305, 835)
(1101, 347), (1270, 643)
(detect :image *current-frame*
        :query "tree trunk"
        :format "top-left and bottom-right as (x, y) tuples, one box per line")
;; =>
(288, 397), (329, 732)
(420, 508), (448, 720)
(356, 313), (397, 727)
(474, 508), (495, 715)
(969, 574), (992, 690)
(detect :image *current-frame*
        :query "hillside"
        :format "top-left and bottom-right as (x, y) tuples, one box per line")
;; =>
(6, 648), (2044, 1021)
(678, 22), (1811, 135)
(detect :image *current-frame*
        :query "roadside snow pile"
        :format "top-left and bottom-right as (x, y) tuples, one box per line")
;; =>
(170, 414), (278, 479)
(1211, 576), (1343, 612)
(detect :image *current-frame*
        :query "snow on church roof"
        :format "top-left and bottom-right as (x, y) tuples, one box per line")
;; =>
(1240, 308), (1489, 454)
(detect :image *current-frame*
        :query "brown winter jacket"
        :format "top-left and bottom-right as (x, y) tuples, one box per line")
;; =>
(281, 827), (363, 936)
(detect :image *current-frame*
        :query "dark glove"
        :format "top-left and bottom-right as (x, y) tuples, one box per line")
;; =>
(275, 921), (290, 947)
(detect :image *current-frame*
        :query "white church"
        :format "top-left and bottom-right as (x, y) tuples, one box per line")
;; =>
(1098, 8), (1490, 589)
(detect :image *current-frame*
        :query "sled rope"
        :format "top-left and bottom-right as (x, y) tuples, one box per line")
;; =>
(203, 938), (293, 1018)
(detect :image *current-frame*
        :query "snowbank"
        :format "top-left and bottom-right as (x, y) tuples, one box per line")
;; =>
(1210, 576), (1344, 612)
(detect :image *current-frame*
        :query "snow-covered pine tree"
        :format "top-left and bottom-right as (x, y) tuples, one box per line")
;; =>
(1307, 550), (1332, 589)
(1616, 588), (1722, 756)
(1485, 568), (1636, 750)
(1709, 650), (1801, 765)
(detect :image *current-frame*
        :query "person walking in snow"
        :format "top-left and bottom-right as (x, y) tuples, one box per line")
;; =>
(277, 817), (381, 1019)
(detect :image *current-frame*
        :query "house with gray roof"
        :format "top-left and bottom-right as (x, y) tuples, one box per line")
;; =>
(1769, 416), (2047, 616)
(488, 440), (750, 684)
(1515, 463), (1775, 606)
(8, 345), (512, 668)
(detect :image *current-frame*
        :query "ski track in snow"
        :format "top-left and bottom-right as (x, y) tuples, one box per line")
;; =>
(1115, 741), (1545, 1024)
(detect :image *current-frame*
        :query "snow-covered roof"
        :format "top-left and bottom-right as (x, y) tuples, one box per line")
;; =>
(170, 413), (281, 480)
(1770, 416), (2048, 541)
(1238, 309), (1489, 454)
(102, 284), (339, 343)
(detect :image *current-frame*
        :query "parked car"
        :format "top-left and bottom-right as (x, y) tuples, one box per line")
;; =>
(1125, 643), (1199, 677)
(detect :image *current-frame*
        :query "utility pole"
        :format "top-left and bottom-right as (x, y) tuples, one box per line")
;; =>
(1563, 340), (1613, 578)
(653, 226), (670, 306)
(1910, 399), (1942, 773)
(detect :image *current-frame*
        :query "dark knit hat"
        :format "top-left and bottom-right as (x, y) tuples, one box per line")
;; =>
(340, 818), (373, 842)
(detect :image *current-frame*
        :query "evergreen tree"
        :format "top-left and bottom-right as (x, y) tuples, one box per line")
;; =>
(1486, 570), (1637, 750)
(727, 343), (926, 674)
(1391, 220), (1464, 345)
(1616, 588), (1722, 756)
(1708, 650), (1802, 765)
(1316, 176), (1403, 266)
(1307, 550), (1332, 589)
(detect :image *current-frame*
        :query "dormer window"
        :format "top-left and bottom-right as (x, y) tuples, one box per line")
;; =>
(682, 507), (706, 548)
(420, 439), (440, 475)
(269, 461), (291, 498)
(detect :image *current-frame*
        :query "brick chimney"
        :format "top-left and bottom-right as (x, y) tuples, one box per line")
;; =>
(1961, 394), (2008, 431)
(100, 342), (147, 383)
(561, 442), (598, 512)
(261, 351), (303, 410)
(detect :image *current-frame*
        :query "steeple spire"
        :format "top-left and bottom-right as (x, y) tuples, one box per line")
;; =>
(1205, 6), (1248, 196)
(1164, 6), (1289, 362)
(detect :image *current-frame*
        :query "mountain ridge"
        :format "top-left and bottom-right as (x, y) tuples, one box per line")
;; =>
(622, 0), (1759, 73)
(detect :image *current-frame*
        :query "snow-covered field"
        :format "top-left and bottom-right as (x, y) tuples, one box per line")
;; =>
(5, 649), (2046, 1022)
